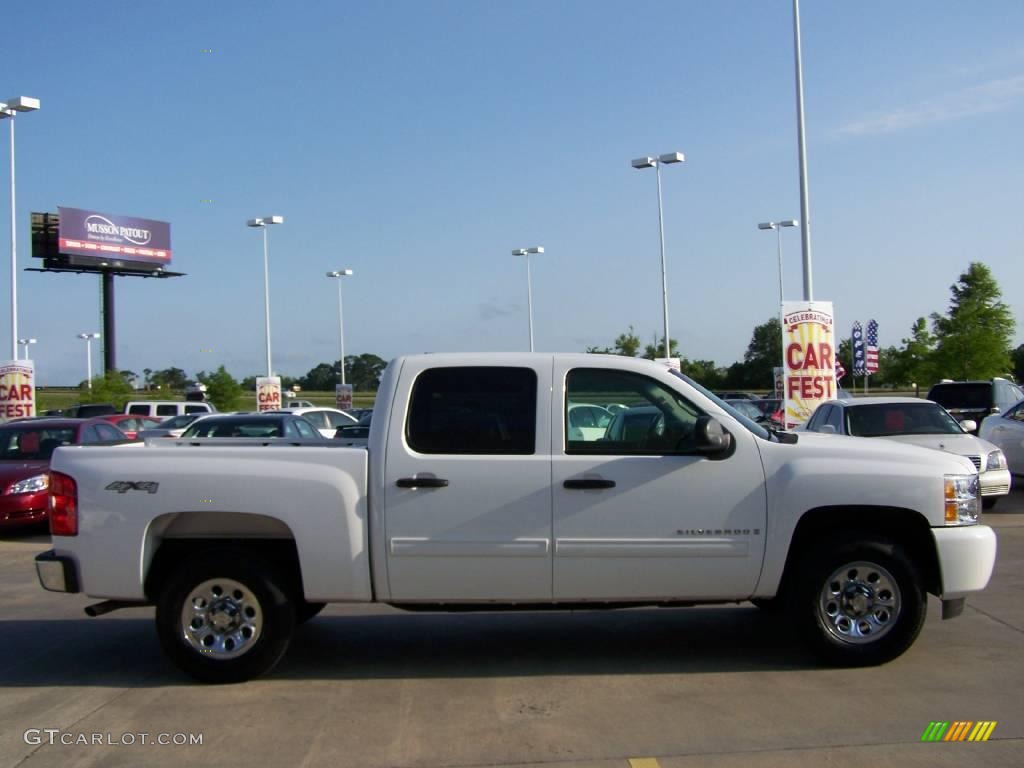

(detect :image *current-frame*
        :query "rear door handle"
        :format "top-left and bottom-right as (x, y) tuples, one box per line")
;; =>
(396, 477), (449, 489)
(563, 478), (616, 490)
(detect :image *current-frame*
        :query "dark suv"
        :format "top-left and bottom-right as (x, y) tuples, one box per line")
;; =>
(927, 378), (1024, 434)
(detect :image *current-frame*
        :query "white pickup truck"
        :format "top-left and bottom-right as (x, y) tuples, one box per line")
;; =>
(36, 354), (997, 683)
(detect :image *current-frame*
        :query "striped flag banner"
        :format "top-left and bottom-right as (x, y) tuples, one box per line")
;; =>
(852, 321), (866, 375)
(866, 319), (880, 374)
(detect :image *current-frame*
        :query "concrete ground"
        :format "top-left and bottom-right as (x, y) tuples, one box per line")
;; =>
(2, 489), (1022, 768)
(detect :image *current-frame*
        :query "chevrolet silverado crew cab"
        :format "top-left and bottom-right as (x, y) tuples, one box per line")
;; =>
(35, 354), (997, 683)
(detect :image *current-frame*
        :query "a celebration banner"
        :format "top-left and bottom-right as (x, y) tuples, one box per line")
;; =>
(335, 384), (353, 411)
(0, 360), (36, 423)
(781, 301), (836, 429)
(256, 376), (282, 413)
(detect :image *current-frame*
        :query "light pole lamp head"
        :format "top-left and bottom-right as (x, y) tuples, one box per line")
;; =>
(758, 222), (777, 230)
(631, 157), (657, 169)
(247, 218), (265, 228)
(526, 247), (544, 254)
(779, 220), (799, 228)
(511, 249), (527, 256)
(327, 269), (354, 278)
(658, 152), (685, 164)
(264, 215), (284, 225)
(18, 337), (37, 345)
(77, 332), (100, 340)
(2, 96), (40, 112)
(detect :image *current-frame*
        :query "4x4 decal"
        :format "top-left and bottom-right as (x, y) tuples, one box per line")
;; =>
(105, 481), (160, 494)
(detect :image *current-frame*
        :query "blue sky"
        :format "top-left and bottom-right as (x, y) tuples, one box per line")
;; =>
(3, 0), (1023, 385)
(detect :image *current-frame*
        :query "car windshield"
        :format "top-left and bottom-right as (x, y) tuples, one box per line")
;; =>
(846, 403), (965, 437)
(0, 427), (76, 460)
(182, 419), (284, 438)
(928, 383), (990, 409)
(670, 371), (771, 440)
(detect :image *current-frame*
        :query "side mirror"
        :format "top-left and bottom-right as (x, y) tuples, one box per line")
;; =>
(960, 419), (977, 433)
(695, 415), (732, 455)
(819, 424), (836, 435)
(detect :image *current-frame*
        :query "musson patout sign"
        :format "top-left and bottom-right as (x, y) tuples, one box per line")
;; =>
(781, 301), (837, 429)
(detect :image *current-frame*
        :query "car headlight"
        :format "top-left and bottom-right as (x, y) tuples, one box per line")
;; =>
(6, 473), (49, 496)
(986, 450), (1007, 471)
(944, 474), (980, 525)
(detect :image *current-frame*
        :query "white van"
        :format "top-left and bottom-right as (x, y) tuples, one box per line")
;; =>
(124, 401), (217, 418)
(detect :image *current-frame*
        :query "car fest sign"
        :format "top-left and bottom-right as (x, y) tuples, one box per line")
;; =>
(335, 384), (353, 411)
(256, 376), (282, 413)
(57, 206), (172, 267)
(0, 360), (36, 423)
(781, 301), (836, 429)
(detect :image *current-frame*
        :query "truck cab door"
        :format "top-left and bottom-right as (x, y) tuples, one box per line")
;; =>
(382, 360), (553, 601)
(551, 363), (768, 601)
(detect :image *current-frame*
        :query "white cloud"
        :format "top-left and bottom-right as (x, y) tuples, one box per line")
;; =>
(838, 74), (1024, 136)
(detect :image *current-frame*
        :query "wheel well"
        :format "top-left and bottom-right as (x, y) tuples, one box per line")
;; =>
(145, 538), (304, 603)
(780, 506), (941, 597)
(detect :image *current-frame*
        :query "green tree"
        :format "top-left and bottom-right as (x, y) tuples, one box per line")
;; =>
(80, 371), (134, 409)
(737, 317), (782, 390)
(931, 263), (1015, 380)
(888, 317), (937, 388)
(682, 359), (725, 389)
(586, 326), (642, 356)
(346, 354), (387, 391)
(1013, 343), (1024, 383)
(643, 336), (680, 360)
(202, 366), (244, 411)
(149, 367), (188, 391)
(299, 363), (338, 391)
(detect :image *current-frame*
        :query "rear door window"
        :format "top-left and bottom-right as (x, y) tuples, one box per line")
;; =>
(406, 367), (537, 454)
(157, 404), (178, 416)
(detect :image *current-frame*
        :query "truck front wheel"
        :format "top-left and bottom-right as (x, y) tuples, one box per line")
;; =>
(156, 550), (295, 683)
(793, 538), (926, 666)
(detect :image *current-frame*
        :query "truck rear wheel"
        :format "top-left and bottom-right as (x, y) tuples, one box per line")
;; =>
(792, 538), (926, 666)
(156, 550), (295, 683)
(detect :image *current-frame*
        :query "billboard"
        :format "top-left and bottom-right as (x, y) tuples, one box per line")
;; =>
(256, 376), (282, 412)
(57, 206), (171, 268)
(0, 360), (36, 423)
(781, 301), (836, 429)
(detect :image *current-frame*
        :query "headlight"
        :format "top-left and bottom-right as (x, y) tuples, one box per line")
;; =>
(944, 474), (980, 525)
(6, 473), (49, 496)
(986, 450), (1007, 471)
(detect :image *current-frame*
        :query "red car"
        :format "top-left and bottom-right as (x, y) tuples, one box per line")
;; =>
(0, 418), (127, 531)
(100, 413), (162, 440)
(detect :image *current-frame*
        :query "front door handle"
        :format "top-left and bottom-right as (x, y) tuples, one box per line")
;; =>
(563, 478), (616, 490)
(396, 477), (449, 489)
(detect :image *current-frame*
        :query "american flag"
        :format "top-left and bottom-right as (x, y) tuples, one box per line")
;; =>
(866, 319), (880, 374)
(835, 360), (846, 381)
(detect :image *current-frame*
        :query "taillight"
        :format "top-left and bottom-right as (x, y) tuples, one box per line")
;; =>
(49, 471), (78, 536)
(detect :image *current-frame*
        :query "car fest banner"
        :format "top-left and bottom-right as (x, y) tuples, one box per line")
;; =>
(781, 301), (836, 429)
(335, 384), (353, 411)
(0, 360), (36, 423)
(256, 376), (282, 412)
(57, 206), (172, 267)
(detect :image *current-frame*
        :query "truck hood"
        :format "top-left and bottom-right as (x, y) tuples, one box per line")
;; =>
(878, 433), (997, 461)
(790, 432), (977, 474)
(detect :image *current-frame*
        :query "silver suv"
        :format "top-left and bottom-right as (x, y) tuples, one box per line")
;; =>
(927, 378), (1024, 434)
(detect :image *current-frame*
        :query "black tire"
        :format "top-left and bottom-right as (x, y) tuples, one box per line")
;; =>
(295, 601), (327, 625)
(982, 497), (998, 511)
(790, 538), (926, 666)
(155, 549), (295, 683)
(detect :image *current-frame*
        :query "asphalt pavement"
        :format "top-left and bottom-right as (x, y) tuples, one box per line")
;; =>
(1, 489), (1022, 768)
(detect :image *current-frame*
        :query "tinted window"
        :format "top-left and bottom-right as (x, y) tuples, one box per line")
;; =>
(293, 418), (319, 439)
(928, 383), (991, 409)
(847, 403), (964, 437)
(406, 367), (537, 455)
(0, 427), (76, 460)
(185, 404), (209, 414)
(826, 405), (844, 432)
(806, 405), (828, 431)
(97, 424), (124, 441)
(566, 368), (702, 455)
(81, 426), (102, 443)
(128, 405), (149, 415)
(157, 404), (178, 416)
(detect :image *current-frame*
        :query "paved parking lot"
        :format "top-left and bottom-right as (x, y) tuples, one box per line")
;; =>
(2, 490), (1023, 768)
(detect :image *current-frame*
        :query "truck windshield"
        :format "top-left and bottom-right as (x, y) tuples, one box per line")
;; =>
(669, 371), (772, 440)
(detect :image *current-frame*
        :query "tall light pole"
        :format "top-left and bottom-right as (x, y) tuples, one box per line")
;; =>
(326, 269), (354, 385)
(757, 220), (799, 308)
(1, 96), (41, 361)
(247, 216), (284, 376)
(511, 247), (544, 352)
(77, 333), (100, 388)
(17, 337), (36, 360)
(631, 151), (684, 360)
(792, 0), (814, 300)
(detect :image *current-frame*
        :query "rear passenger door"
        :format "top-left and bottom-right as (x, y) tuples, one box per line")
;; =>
(382, 361), (553, 601)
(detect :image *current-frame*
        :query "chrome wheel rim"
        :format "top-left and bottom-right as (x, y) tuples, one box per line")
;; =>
(180, 578), (262, 659)
(817, 561), (900, 645)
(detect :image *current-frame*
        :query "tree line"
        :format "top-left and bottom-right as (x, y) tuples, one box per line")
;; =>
(586, 262), (1021, 391)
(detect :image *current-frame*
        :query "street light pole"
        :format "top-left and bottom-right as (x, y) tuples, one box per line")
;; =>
(77, 333), (100, 388)
(512, 247), (544, 352)
(17, 337), (36, 360)
(792, 0), (814, 300)
(1, 96), (41, 361)
(247, 216), (284, 376)
(326, 270), (354, 385)
(757, 220), (799, 308)
(632, 152), (684, 360)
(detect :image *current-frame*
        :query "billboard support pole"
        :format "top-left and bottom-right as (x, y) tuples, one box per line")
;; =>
(102, 271), (116, 373)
